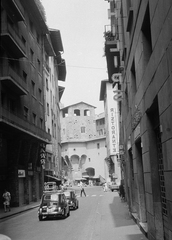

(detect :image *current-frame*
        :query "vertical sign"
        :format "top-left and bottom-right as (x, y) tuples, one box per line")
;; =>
(39, 143), (46, 169)
(107, 83), (119, 156)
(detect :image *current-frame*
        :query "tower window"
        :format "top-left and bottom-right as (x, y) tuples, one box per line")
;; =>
(84, 109), (90, 116)
(74, 109), (80, 116)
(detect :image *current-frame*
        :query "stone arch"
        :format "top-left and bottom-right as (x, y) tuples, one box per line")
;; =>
(85, 167), (95, 177)
(70, 155), (79, 171)
(79, 154), (87, 169)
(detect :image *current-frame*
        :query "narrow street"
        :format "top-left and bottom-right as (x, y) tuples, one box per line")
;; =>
(0, 187), (146, 240)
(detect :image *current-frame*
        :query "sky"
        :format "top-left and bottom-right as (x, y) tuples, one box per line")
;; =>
(41, 0), (110, 114)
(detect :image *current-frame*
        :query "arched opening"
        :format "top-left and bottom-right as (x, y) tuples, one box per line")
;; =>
(85, 167), (95, 177)
(71, 155), (79, 171)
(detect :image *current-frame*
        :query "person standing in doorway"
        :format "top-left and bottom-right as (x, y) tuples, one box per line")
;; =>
(3, 190), (11, 212)
(80, 181), (86, 197)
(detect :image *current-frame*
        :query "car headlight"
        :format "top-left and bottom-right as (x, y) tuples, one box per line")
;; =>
(58, 207), (61, 211)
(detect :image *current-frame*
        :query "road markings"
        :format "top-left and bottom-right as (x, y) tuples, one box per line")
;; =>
(77, 194), (104, 198)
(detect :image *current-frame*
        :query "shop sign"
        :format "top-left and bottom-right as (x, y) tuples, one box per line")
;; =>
(109, 107), (118, 154)
(39, 143), (46, 169)
(111, 73), (123, 102)
(18, 170), (25, 178)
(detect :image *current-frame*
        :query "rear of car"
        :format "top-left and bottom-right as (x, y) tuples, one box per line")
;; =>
(38, 191), (70, 221)
(109, 182), (119, 192)
(64, 190), (79, 210)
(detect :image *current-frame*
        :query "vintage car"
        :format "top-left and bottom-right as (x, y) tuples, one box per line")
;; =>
(108, 182), (119, 192)
(38, 191), (70, 221)
(64, 190), (79, 210)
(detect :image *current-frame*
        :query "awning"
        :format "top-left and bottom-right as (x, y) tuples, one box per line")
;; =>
(99, 175), (106, 184)
(45, 175), (61, 182)
(74, 177), (87, 181)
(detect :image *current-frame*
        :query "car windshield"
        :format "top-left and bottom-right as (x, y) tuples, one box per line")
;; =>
(42, 194), (60, 206)
(64, 192), (71, 198)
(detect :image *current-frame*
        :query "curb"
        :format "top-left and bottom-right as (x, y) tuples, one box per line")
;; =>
(0, 205), (39, 220)
(131, 213), (148, 238)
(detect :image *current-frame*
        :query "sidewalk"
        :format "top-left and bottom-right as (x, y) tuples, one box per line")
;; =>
(0, 201), (39, 220)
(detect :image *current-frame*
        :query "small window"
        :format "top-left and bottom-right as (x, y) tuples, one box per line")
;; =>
(21, 36), (26, 46)
(81, 127), (85, 133)
(24, 106), (28, 119)
(23, 71), (27, 82)
(40, 118), (43, 129)
(47, 103), (49, 116)
(38, 88), (42, 102)
(37, 59), (41, 72)
(131, 59), (137, 95)
(97, 143), (100, 149)
(46, 78), (48, 90)
(74, 109), (80, 116)
(31, 80), (35, 96)
(32, 113), (36, 125)
(30, 49), (34, 64)
(37, 33), (40, 44)
(84, 109), (90, 116)
(63, 109), (68, 118)
(29, 20), (34, 34)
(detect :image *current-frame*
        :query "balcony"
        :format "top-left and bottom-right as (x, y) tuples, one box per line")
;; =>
(2, 0), (25, 22)
(0, 64), (28, 95)
(0, 107), (51, 143)
(1, 22), (26, 58)
(104, 25), (118, 45)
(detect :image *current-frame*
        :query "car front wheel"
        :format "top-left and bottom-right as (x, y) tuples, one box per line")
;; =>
(39, 215), (43, 221)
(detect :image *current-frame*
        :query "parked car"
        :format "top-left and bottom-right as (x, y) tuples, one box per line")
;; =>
(108, 182), (119, 192)
(64, 190), (79, 210)
(38, 191), (70, 221)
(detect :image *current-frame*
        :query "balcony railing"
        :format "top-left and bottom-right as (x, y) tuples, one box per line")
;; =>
(104, 25), (119, 43)
(2, 0), (25, 21)
(0, 64), (28, 95)
(1, 22), (26, 58)
(0, 107), (51, 143)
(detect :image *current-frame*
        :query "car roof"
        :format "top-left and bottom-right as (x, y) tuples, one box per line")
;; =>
(43, 190), (64, 195)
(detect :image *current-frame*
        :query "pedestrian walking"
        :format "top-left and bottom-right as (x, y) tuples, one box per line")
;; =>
(103, 182), (108, 192)
(3, 190), (11, 212)
(119, 184), (125, 201)
(80, 181), (86, 197)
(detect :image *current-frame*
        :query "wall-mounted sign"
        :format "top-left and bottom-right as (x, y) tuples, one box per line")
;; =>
(109, 107), (118, 155)
(111, 73), (123, 102)
(18, 170), (25, 178)
(39, 143), (46, 169)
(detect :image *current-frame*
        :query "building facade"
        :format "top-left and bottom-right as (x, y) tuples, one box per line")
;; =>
(0, 0), (66, 207)
(43, 29), (66, 180)
(104, 0), (172, 239)
(60, 102), (108, 184)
